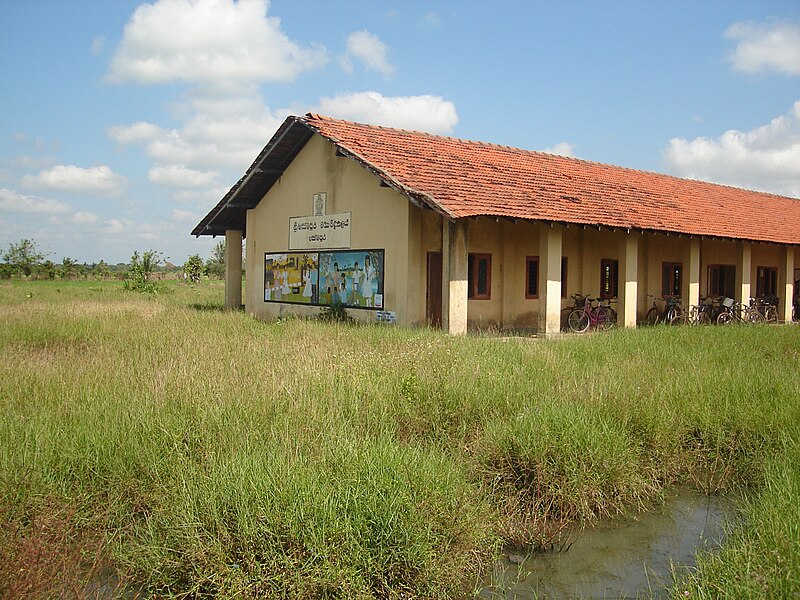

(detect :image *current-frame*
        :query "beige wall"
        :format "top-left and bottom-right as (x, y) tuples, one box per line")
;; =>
(245, 135), (415, 324)
(408, 209), (442, 326)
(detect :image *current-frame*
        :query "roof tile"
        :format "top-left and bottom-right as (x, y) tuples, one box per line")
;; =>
(303, 114), (800, 244)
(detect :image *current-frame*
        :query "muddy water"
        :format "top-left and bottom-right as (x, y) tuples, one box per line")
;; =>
(481, 489), (737, 599)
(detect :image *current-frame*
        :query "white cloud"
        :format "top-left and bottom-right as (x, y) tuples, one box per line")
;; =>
(172, 208), (197, 221)
(543, 142), (577, 157)
(663, 101), (800, 198)
(341, 30), (394, 76)
(107, 0), (327, 85)
(149, 164), (219, 188)
(22, 165), (128, 197)
(315, 91), (458, 134)
(0, 188), (71, 215)
(420, 12), (441, 28)
(108, 121), (164, 145)
(105, 217), (135, 234)
(174, 187), (231, 205)
(92, 35), (106, 56)
(726, 20), (800, 75)
(70, 211), (99, 225)
(110, 88), (284, 175)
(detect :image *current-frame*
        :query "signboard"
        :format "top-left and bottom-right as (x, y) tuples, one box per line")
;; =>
(289, 212), (351, 250)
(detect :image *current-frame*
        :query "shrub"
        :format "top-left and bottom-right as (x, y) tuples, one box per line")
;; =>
(123, 250), (162, 293)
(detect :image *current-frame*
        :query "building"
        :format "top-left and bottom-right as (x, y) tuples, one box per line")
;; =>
(192, 114), (800, 335)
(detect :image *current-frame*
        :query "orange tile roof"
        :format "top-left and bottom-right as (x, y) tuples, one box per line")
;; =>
(302, 114), (800, 245)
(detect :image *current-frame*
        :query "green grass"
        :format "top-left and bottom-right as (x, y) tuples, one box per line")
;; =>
(0, 279), (799, 597)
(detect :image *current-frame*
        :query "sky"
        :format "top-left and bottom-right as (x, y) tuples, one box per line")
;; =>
(1, 0), (799, 266)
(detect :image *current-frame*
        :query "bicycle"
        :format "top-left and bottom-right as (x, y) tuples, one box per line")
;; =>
(567, 296), (616, 333)
(645, 295), (684, 325)
(716, 298), (762, 325)
(751, 296), (778, 324)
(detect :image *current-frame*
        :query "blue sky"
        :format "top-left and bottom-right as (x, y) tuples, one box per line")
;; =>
(1, 0), (799, 265)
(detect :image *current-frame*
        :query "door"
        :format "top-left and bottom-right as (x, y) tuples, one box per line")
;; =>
(426, 252), (442, 327)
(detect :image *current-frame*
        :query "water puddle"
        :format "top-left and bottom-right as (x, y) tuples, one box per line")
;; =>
(481, 488), (737, 599)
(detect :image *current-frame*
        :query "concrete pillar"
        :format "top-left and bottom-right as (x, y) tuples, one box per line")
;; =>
(736, 242), (752, 305)
(539, 224), (563, 336)
(779, 246), (795, 322)
(687, 238), (701, 308)
(224, 229), (243, 310)
(619, 233), (638, 328)
(442, 219), (468, 335)
(500, 221), (515, 327)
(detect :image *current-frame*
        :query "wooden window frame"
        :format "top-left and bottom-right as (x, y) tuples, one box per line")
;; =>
(756, 266), (778, 298)
(527, 256), (567, 299)
(525, 256), (539, 299)
(708, 264), (736, 298)
(468, 253), (492, 300)
(662, 262), (683, 298)
(600, 258), (619, 299)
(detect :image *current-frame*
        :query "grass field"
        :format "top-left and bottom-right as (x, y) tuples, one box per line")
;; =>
(1, 279), (799, 598)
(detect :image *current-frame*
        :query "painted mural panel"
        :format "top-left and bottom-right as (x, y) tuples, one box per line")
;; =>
(264, 252), (319, 304)
(264, 250), (385, 309)
(318, 250), (384, 309)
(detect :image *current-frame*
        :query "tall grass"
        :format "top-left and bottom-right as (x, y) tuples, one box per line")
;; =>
(1, 280), (798, 597)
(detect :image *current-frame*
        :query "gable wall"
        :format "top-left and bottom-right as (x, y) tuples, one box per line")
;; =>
(245, 134), (414, 323)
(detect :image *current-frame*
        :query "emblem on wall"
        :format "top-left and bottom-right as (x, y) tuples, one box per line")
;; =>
(313, 192), (326, 216)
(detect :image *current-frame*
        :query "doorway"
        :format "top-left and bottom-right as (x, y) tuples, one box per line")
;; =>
(426, 252), (442, 327)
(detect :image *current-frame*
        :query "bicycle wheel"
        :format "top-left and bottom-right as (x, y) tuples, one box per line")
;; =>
(669, 312), (688, 326)
(568, 309), (590, 333)
(746, 308), (763, 324)
(764, 306), (778, 324)
(646, 307), (660, 326)
(597, 306), (616, 331)
(717, 312), (732, 325)
(698, 311), (712, 326)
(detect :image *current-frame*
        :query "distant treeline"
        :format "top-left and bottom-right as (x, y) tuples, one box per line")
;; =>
(0, 238), (229, 282)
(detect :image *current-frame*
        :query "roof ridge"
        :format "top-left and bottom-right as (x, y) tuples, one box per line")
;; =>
(302, 113), (797, 201)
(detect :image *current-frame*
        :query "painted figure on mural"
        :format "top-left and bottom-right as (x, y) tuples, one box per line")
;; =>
(331, 261), (342, 300)
(281, 268), (290, 295)
(351, 261), (362, 305)
(340, 272), (348, 304)
(362, 254), (375, 307)
(302, 266), (313, 299)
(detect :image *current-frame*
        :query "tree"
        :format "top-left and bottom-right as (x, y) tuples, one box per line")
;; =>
(92, 260), (112, 280)
(60, 257), (78, 280)
(123, 249), (163, 293)
(34, 260), (57, 280)
(183, 254), (203, 283)
(2, 239), (46, 277)
(206, 240), (226, 279)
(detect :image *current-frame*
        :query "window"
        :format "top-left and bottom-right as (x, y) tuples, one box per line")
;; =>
(756, 266), (778, 298)
(708, 264), (735, 298)
(468, 253), (491, 299)
(525, 256), (539, 298)
(662, 262), (683, 297)
(527, 256), (567, 299)
(600, 259), (619, 299)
